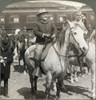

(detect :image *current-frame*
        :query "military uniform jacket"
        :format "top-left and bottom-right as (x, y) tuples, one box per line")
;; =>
(33, 19), (57, 44)
(0, 46), (13, 79)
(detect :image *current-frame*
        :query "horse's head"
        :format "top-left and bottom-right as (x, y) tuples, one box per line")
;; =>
(67, 20), (88, 52)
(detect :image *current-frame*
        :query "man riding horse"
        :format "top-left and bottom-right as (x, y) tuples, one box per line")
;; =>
(32, 8), (57, 77)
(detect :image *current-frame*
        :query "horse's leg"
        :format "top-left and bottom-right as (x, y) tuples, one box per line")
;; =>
(18, 49), (21, 67)
(90, 63), (95, 99)
(29, 72), (35, 94)
(74, 66), (78, 82)
(56, 78), (62, 99)
(18, 54), (20, 66)
(52, 78), (57, 92)
(13, 46), (18, 61)
(13, 46), (16, 60)
(78, 57), (83, 77)
(45, 71), (52, 99)
(79, 65), (84, 77)
(88, 66), (91, 75)
(23, 54), (27, 75)
(34, 76), (38, 91)
(16, 43), (19, 60)
(70, 65), (74, 83)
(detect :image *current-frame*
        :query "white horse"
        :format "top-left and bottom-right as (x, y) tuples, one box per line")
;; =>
(24, 20), (88, 99)
(68, 20), (95, 99)
(84, 30), (95, 99)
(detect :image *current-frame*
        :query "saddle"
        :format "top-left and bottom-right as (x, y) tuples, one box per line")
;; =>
(29, 42), (52, 62)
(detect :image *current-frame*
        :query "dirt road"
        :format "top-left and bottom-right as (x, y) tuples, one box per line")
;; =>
(0, 61), (95, 99)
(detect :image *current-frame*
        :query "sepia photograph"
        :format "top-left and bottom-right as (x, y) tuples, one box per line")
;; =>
(0, 0), (95, 99)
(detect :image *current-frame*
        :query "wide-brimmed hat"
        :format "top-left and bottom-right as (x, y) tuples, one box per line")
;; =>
(37, 9), (48, 16)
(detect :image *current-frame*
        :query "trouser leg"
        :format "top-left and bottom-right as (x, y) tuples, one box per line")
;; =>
(0, 80), (1, 95)
(35, 44), (45, 61)
(33, 44), (44, 77)
(4, 79), (8, 97)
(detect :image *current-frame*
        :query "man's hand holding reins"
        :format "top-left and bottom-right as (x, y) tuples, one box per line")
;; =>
(42, 34), (51, 38)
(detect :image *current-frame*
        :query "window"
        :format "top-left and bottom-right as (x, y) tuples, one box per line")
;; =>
(57, 16), (62, 22)
(26, 15), (36, 23)
(0, 16), (5, 23)
(9, 15), (19, 23)
(57, 15), (67, 22)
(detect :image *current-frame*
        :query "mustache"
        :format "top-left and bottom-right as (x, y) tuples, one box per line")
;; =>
(43, 16), (47, 18)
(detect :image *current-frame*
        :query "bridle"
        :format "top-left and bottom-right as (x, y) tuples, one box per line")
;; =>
(52, 27), (89, 59)
(70, 27), (89, 57)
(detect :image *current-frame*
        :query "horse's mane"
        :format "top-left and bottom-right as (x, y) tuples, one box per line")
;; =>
(56, 28), (66, 49)
(56, 27), (70, 49)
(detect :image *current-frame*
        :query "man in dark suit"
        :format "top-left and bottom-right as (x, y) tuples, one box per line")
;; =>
(0, 35), (13, 97)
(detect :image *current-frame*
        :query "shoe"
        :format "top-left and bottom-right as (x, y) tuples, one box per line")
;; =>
(4, 93), (9, 98)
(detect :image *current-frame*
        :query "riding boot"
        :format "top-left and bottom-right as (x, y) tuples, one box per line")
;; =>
(4, 79), (9, 98)
(32, 62), (42, 77)
(61, 82), (67, 92)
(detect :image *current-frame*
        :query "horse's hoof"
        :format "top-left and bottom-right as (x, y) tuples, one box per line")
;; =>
(32, 95), (36, 99)
(45, 95), (49, 100)
(55, 96), (60, 100)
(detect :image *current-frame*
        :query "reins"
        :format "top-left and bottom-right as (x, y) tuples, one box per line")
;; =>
(52, 44), (69, 58)
(78, 39), (89, 57)
(70, 28), (89, 58)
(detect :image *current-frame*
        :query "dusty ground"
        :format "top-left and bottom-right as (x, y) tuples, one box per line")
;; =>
(0, 60), (95, 99)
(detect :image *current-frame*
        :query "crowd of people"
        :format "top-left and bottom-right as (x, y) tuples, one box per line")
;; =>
(0, 8), (95, 98)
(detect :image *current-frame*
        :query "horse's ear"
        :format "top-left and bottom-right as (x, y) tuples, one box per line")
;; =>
(78, 19), (83, 24)
(67, 20), (72, 26)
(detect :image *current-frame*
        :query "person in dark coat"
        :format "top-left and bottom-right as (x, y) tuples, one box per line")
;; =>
(33, 8), (57, 77)
(0, 35), (13, 97)
(9, 34), (16, 52)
